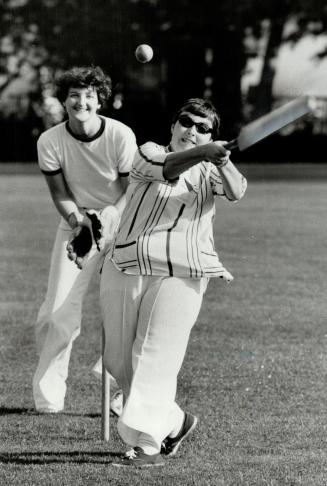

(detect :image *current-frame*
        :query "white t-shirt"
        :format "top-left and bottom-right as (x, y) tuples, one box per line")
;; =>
(37, 116), (137, 209)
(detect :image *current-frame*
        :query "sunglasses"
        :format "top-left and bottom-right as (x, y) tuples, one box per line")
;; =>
(177, 114), (213, 135)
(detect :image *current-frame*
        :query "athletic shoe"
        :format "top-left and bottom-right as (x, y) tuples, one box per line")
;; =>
(161, 412), (198, 457)
(110, 390), (123, 417)
(36, 407), (63, 414)
(112, 447), (164, 467)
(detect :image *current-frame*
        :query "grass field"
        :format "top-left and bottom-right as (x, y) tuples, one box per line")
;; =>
(1, 164), (327, 485)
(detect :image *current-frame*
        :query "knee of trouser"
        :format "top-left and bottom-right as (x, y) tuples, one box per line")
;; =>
(40, 313), (81, 348)
(53, 298), (82, 325)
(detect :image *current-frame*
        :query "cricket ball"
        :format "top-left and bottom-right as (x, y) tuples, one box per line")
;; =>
(135, 44), (153, 63)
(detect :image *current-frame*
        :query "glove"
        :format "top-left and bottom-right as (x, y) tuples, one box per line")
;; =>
(85, 211), (103, 251)
(66, 206), (120, 269)
(66, 224), (93, 270)
(86, 206), (120, 251)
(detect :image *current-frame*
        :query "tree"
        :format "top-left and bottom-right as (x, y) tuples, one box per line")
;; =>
(242, 0), (327, 118)
(1, 0), (326, 160)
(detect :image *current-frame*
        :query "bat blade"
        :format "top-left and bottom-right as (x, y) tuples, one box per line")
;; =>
(226, 96), (315, 151)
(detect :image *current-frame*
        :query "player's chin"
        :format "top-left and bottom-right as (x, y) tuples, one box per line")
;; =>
(178, 139), (196, 151)
(72, 111), (93, 122)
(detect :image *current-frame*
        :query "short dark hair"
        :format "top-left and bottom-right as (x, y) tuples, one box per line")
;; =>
(56, 66), (112, 107)
(172, 98), (220, 140)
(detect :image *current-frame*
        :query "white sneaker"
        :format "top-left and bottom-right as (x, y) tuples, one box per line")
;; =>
(110, 390), (123, 417)
(36, 407), (63, 414)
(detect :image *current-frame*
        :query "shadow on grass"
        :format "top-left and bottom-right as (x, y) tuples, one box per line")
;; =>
(0, 451), (124, 465)
(0, 407), (101, 418)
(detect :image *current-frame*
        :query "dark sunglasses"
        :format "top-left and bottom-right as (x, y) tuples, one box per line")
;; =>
(177, 114), (213, 135)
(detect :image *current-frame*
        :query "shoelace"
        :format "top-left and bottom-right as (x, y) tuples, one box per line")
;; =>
(125, 449), (138, 460)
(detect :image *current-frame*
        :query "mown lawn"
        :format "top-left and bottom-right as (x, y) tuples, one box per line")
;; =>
(1, 164), (327, 485)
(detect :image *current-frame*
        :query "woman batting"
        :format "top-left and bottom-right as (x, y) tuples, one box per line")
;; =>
(100, 98), (247, 466)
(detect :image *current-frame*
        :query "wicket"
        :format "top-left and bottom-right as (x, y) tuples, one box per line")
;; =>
(101, 327), (110, 441)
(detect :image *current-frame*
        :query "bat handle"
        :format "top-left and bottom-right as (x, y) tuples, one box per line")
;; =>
(224, 139), (238, 150)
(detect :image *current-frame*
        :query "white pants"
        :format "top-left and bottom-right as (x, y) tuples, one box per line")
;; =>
(100, 260), (206, 451)
(33, 218), (103, 411)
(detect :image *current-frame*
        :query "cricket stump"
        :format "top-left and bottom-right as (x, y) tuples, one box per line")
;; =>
(101, 327), (110, 441)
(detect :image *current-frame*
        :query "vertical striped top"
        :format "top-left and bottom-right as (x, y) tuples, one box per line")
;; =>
(110, 142), (247, 279)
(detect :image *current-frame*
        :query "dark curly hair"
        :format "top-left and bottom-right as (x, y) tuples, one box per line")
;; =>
(171, 98), (221, 140)
(56, 66), (112, 107)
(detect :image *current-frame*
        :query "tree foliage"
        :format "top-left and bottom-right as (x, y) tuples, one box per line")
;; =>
(240, 0), (327, 116)
(0, 0), (326, 159)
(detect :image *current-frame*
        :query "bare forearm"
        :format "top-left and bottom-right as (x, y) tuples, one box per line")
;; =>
(163, 146), (206, 180)
(163, 141), (231, 180)
(44, 174), (83, 228)
(52, 197), (82, 226)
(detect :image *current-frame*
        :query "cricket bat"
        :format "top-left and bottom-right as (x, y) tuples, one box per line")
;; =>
(225, 96), (316, 151)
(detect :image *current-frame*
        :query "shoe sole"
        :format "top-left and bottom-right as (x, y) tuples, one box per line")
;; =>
(35, 407), (63, 414)
(112, 461), (165, 468)
(166, 416), (198, 457)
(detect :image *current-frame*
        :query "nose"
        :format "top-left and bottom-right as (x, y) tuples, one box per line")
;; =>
(186, 124), (197, 135)
(77, 94), (87, 106)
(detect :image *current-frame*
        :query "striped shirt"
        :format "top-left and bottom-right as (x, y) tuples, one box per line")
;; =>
(110, 142), (247, 278)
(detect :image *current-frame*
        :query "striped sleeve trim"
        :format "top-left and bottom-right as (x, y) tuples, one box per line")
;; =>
(138, 146), (165, 166)
(116, 261), (138, 269)
(40, 168), (63, 176)
(116, 241), (136, 249)
(130, 167), (154, 181)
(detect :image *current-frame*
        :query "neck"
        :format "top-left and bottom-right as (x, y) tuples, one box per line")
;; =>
(68, 116), (101, 137)
(170, 140), (182, 152)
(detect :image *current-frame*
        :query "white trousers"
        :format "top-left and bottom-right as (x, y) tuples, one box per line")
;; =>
(33, 218), (103, 411)
(100, 260), (206, 451)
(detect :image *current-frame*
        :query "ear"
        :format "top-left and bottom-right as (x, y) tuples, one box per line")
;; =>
(171, 123), (175, 135)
